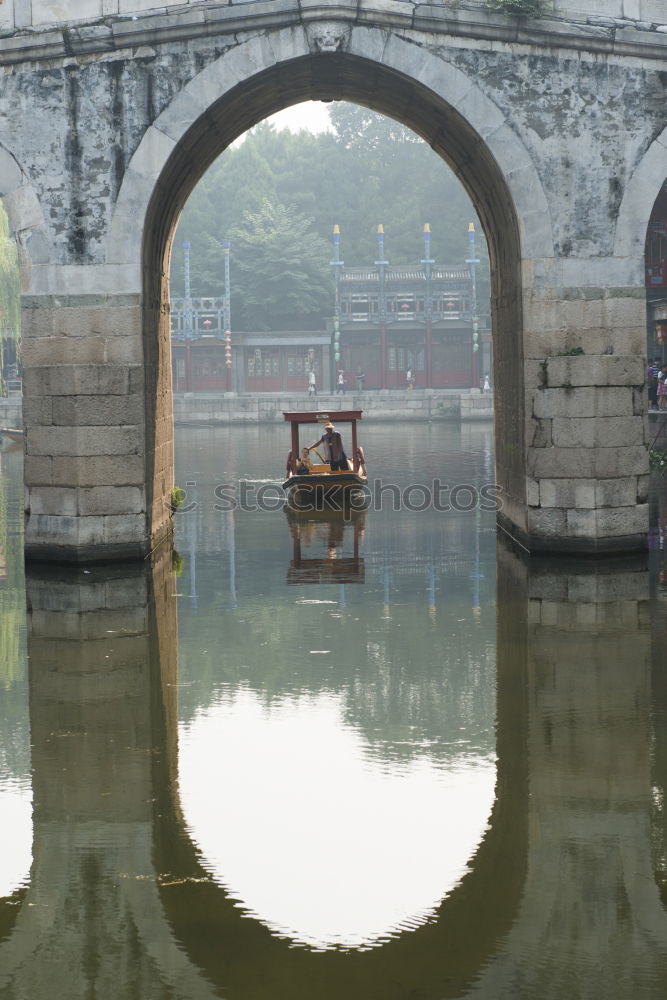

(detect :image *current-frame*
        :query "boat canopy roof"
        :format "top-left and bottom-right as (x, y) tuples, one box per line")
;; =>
(283, 410), (363, 425)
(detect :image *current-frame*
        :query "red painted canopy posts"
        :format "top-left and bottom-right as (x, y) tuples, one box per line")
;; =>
(282, 411), (368, 496)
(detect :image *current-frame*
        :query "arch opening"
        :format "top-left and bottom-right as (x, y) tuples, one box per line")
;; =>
(168, 100), (494, 393)
(141, 50), (525, 551)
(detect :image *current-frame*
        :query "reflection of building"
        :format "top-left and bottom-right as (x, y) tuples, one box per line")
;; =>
(646, 180), (667, 361)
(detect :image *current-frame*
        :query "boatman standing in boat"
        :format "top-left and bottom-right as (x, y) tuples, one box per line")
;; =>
(308, 421), (349, 472)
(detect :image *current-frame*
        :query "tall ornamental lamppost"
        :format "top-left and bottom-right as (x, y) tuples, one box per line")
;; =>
(376, 224), (388, 389)
(183, 240), (193, 392)
(331, 224), (343, 393)
(223, 239), (232, 392)
(466, 222), (480, 388)
(422, 223), (435, 389)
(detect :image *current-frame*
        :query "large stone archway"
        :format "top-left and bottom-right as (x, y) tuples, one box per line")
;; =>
(10, 9), (656, 561)
(131, 30), (543, 559)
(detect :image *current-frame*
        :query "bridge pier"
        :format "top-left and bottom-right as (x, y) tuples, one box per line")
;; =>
(516, 348), (649, 555)
(22, 292), (173, 563)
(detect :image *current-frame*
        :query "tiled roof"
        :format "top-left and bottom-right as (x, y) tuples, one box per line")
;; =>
(340, 265), (470, 283)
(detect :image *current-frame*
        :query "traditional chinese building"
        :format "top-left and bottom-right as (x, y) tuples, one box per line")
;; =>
(171, 298), (331, 393)
(333, 224), (481, 389)
(170, 240), (332, 393)
(171, 226), (488, 393)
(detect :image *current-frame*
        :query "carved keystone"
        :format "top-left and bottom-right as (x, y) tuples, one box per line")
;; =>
(306, 21), (351, 53)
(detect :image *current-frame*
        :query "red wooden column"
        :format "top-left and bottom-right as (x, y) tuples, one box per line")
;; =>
(351, 420), (358, 472)
(184, 339), (192, 392)
(380, 325), (387, 389)
(289, 421), (299, 472)
(425, 321), (433, 389)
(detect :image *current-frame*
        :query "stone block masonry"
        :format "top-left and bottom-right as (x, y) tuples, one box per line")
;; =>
(520, 355), (649, 554)
(21, 296), (155, 561)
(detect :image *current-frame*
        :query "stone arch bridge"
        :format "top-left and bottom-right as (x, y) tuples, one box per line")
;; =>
(1, 0), (666, 561)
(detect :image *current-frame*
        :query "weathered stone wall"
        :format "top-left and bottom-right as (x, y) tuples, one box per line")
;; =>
(3, 389), (496, 428)
(0, 0), (664, 558)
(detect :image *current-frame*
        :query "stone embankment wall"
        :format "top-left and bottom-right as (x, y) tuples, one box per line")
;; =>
(172, 390), (494, 425)
(0, 391), (494, 429)
(0, 397), (22, 428)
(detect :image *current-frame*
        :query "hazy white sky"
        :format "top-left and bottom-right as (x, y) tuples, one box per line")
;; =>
(265, 101), (333, 134)
(0, 784), (32, 898)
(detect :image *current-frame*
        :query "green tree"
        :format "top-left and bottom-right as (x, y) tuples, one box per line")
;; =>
(226, 198), (332, 330)
(328, 102), (422, 152)
(173, 136), (278, 297)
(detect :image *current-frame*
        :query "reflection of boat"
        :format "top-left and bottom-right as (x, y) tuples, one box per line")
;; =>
(285, 509), (366, 585)
(282, 410), (368, 500)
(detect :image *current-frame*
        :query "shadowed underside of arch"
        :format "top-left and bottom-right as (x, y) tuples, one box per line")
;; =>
(141, 49), (525, 552)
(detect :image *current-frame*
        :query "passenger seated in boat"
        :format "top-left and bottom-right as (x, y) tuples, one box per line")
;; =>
(296, 448), (313, 475)
(308, 422), (349, 472)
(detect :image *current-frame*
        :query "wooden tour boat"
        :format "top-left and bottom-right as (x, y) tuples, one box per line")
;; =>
(282, 410), (368, 497)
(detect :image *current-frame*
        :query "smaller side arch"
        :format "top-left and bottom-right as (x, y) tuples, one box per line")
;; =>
(0, 142), (54, 291)
(614, 127), (667, 261)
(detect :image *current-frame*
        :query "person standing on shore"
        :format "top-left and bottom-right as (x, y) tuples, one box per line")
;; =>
(659, 369), (667, 411)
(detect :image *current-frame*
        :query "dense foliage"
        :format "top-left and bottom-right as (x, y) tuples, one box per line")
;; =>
(172, 102), (490, 330)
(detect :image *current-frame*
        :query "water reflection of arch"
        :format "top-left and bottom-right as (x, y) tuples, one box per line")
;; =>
(5, 537), (667, 996)
(0, 543), (524, 997)
(151, 554), (529, 999)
